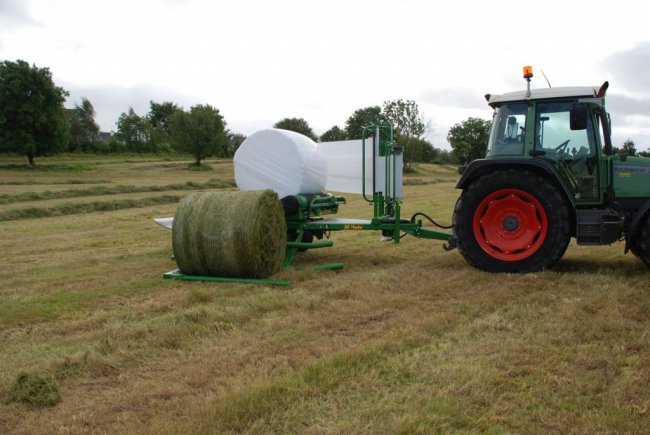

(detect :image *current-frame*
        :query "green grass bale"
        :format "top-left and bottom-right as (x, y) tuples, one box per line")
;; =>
(7, 373), (61, 407)
(172, 190), (287, 278)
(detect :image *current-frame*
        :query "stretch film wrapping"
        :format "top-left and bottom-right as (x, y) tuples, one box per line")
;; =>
(317, 139), (373, 194)
(318, 138), (403, 199)
(234, 129), (327, 198)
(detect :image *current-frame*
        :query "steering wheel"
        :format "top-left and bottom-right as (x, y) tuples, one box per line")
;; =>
(568, 146), (595, 175)
(554, 139), (571, 152)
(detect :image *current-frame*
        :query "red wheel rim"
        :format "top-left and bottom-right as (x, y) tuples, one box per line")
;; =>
(472, 189), (548, 262)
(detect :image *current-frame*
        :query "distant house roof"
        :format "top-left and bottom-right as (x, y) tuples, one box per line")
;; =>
(98, 131), (114, 142)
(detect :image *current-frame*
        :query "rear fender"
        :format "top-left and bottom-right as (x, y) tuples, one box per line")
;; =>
(457, 158), (575, 207)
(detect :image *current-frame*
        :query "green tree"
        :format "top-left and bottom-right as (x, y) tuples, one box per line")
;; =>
(66, 109), (82, 152)
(621, 138), (637, 156)
(67, 98), (100, 152)
(104, 136), (126, 154)
(447, 117), (492, 162)
(116, 108), (152, 152)
(273, 117), (318, 142)
(382, 99), (429, 171)
(344, 106), (384, 139)
(148, 101), (181, 151)
(430, 147), (455, 164)
(226, 132), (246, 157)
(148, 101), (180, 134)
(0, 60), (69, 166)
(170, 104), (228, 165)
(320, 125), (346, 142)
(407, 137), (436, 163)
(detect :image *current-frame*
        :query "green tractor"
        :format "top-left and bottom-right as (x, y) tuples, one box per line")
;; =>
(451, 66), (650, 272)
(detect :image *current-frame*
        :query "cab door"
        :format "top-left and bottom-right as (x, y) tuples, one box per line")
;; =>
(533, 101), (599, 201)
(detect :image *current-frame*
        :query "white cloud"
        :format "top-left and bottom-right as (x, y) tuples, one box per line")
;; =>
(2, 0), (650, 150)
(599, 42), (650, 150)
(601, 42), (650, 93)
(0, 0), (37, 30)
(607, 94), (650, 120)
(420, 87), (487, 110)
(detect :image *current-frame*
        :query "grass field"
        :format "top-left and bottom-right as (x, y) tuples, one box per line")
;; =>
(0, 154), (648, 433)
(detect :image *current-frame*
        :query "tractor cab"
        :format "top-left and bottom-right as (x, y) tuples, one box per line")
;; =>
(485, 82), (608, 203)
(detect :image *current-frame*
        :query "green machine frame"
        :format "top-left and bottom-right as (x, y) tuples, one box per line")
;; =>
(282, 125), (451, 272)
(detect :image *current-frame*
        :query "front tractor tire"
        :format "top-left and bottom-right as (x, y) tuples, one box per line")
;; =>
(454, 169), (571, 273)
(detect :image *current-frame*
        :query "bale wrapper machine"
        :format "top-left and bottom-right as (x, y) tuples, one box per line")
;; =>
(158, 124), (452, 285)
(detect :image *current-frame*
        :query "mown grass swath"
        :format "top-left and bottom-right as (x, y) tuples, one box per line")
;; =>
(0, 179), (112, 185)
(0, 195), (182, 221)
(0, 179), (235, 204)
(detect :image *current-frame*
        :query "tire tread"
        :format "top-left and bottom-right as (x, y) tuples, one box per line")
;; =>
(454, 169), (570, 273)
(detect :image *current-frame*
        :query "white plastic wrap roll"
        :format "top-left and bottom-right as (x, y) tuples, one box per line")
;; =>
(318, 138), (403, 199)
(234, 129), (328, 198)
(317, 139), (373, 194)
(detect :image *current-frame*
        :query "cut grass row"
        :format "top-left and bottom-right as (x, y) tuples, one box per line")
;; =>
(0, 195), (182, 222)
(0, 179), (113, 186)
(0, 178), (235, 204)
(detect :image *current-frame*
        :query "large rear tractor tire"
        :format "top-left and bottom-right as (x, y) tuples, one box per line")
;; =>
(453, 169), (571, 273)
(630, 214), (650, 268)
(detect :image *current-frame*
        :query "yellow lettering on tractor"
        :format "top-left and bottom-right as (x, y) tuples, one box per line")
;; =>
(344, 224), (363, 230)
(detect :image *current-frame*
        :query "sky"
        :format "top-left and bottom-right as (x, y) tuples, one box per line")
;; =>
(1, 0), (650, 150)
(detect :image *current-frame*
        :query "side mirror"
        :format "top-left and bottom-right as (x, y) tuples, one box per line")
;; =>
(570, 103), (588, 130)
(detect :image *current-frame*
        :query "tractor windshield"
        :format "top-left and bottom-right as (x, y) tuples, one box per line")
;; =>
(486, 103), (527, 157)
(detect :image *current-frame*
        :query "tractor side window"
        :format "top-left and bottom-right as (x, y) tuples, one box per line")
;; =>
(487, 103), (527, 157)
(534, 101), (598, 200)
(534, 101), (596, 157)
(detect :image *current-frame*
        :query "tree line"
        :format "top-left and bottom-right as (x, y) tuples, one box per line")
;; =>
(0, 59), (491, 168)
(0, 60), (241, 166)
(1, 60), (478, 168)
(18, 59), (650, 168)
(88, 97), (463, 169)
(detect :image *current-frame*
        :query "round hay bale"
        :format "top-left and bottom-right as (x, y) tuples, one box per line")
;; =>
(172, 190), (286, 278)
